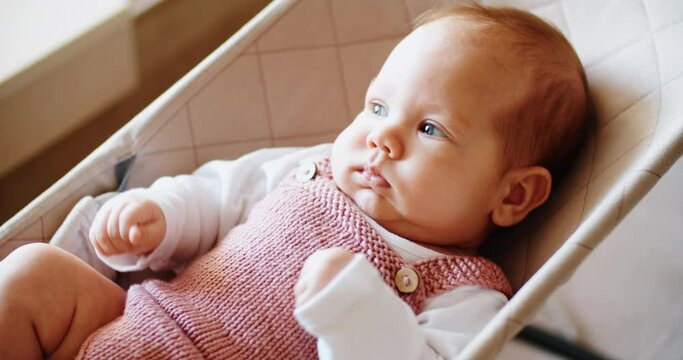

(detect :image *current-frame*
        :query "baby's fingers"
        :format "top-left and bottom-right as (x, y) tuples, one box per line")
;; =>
(106, 202), (131, 253)
(119, 201), (161, 255)
(90, 202), (115, 255)
(127, 225), (158, 255)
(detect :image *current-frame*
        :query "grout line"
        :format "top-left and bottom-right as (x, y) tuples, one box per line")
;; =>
(558, 0), (575, 41)
(253, 33), (260, 53)
(327, 0), (341, 46)
(254, 34), (406, 56)
(638, 0), (664, 163)
(596, 72), (682, 129)
(399, 0), (413, 29)
(650, 18), (683, 35)
(599, 86), (657, 129)
(184, 1), (304, 108)
(581, 17), (683, 71)
(137, 130), (342, 157)
(184, 105), (200, 168)
(325, 0), (352, 123)
(327, 34), (408, 48)
(256, 51), (276, 142)
(589, 130), (653, 183)
(186, 55), (242, 108)
(528, 0), (562, 11)
(251, 0), (300, 53)
(136, 146), (199, 158)
(140, 106), (188, 153)
(584, 36), (651, 71)
(548, 183), (588, 222)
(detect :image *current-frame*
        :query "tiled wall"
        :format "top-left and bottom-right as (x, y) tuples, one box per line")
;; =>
(125, 0), (428, 189)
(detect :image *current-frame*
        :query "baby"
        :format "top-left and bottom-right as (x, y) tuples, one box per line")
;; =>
(0, 4), (590, 359)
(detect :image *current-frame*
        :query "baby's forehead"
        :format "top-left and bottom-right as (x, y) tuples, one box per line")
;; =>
(412, 18), (521, 71)
(425, 19), (556, 89)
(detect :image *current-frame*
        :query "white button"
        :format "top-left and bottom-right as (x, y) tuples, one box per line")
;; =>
(296, 161), (317, 183)
(395, 267), (419, 293)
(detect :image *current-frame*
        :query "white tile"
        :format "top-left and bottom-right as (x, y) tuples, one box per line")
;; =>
(484, 0), (554, 9)
(339, 37), (401, 115)
(649, 111), (683, 167)
(243, 43), (257, 54)
(404, 0), (446, 21)
(330, 0), (411, 43)
(529, 2), (571, 40)
(195, 140), (273, 164)
(140, 106), (193, 155)
(126, 149), (197, 189)
(563, 0), (650, 66)
(659, 75), (683, 126)
(654, 22), (683, 84)
(273, 132), (338, 147)
(260, 48), (349, 138)
(583, 137), (651, 223)
(188, 55), (271, 146)
(643, 0), (683, 32)
(257, 0), (336, 52)
(591, 90), (659, 177)
(615, 170), (660, 224)
(586, 40), (659, 126)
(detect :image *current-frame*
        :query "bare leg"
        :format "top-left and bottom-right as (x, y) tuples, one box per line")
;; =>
(0, 243), (125, 359)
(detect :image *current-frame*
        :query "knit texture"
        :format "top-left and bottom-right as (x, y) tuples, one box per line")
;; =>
(78, 157), (511, 359)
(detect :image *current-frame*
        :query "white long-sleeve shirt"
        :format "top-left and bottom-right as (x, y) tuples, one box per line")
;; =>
(97, 144), (507, 359)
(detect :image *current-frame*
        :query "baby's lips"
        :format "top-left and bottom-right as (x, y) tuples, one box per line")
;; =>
(362, 165), (390, 188)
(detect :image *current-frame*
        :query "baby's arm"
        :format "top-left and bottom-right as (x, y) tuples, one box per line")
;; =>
(94, 144), (334, 272)
(294, 249), (506, 359)
(90, 163), (227, 272)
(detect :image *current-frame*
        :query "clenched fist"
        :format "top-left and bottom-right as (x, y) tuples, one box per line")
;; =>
(89, 194), (166, 256)
(294, 248), (354, 307)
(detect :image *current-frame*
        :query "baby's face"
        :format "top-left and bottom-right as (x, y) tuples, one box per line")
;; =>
(331, 18), (522, 250)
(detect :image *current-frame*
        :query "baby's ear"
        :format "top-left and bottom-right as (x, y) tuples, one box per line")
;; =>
(491, 166), (552, 227)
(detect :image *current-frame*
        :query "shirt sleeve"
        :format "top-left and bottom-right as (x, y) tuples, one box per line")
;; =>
(97, 144), (332, 272)
(293, 254), (507, 360)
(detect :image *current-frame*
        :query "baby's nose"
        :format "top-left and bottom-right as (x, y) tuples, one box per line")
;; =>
(366, 127), (403, 159)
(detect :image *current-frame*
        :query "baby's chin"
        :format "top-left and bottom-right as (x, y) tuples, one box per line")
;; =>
(348, 189), (400, 223)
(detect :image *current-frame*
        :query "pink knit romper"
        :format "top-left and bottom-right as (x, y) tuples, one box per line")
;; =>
(78, 157), (511, 359)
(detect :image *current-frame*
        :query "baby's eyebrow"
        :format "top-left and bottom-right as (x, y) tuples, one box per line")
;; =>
(450, 116), (471, 135)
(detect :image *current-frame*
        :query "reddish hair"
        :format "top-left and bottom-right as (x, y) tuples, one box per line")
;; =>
(414, 4), (592, 179)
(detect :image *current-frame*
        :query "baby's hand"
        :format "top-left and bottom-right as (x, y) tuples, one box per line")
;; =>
(89, 194), (166, 256)
(294, 248), (354, 307)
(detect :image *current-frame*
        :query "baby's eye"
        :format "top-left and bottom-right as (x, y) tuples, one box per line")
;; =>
(371, 103), (388, 117)
(419, 122), (446, 138)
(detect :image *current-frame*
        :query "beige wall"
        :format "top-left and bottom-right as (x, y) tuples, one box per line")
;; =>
(0, 0), (271, 223)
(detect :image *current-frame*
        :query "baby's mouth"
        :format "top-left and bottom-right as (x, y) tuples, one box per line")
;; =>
(361, 165), (390, 188)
